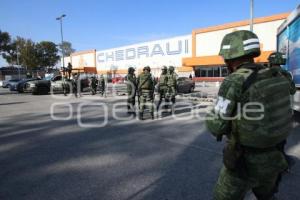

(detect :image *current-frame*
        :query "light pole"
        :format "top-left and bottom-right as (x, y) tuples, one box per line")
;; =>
(250, 0), (254, 32)
(56, 14), (66, 72)
(16, 45), (20, 79)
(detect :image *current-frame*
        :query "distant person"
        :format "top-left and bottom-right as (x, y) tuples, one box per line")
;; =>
(125, 67), (137, 114)
(157, 66), (168, 111)
(166, 66), (178, 109)
(189, 74), (192, 79)
(72, 73), (79, 98)
(67, 62), (72, 79)
(98, 74), (105, 96)
(90, 75), (98, 95)
(137, 66), (156, 120)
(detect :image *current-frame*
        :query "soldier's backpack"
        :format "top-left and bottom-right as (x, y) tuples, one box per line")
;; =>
(234, 64), (293, 148)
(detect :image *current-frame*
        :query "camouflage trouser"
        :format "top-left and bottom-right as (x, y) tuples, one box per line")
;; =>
(157, 87), (168, 110)
(99, 85), (105, 96)
(127, 90), (136, 110)
(139, 90), (154, 113)
(166, 86), (176, 104)
(91, 84), (97, 95)
(214, 149), (288, 200)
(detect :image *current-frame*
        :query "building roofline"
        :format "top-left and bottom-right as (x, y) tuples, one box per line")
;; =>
(193, 12), (289, 34)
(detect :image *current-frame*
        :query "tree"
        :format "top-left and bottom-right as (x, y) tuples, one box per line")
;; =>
(58, 41), (75, 56)
(0, 30), (11, 52)
(2, 37), (40, 69)
(17, 37), (40, 69)
(2, 38), (18, 65)
(36, 41), (60, 68)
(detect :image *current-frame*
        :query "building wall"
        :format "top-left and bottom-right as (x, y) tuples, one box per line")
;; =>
(195, 20), (285, 57)
(70, 50), (96, 70)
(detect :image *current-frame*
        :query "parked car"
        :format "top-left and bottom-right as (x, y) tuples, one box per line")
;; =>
(14, 78), (41, 93)
(24, 78), (51, 95)
(24, 75), (90, 95)
(177, 77), (195, 93)
(2, 79), (21, 88)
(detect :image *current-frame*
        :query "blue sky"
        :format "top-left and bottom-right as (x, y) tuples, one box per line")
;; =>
(0, 0), (299, 66)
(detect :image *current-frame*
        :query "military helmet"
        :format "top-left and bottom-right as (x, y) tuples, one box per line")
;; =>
(143, 66), (151, 71)
(219, 30), (261, 60)
(168, 66), (175, 72)
(128, 67), (135, 73)
(268, 52), (286, 65)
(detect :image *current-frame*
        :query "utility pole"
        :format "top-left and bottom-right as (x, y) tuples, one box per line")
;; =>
(16, 45), (20, 79)
(250, 0), (254, 32)
(56, 14), (66, 72)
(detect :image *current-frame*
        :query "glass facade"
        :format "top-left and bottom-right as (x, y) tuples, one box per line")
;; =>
(194, 66), (228, 77)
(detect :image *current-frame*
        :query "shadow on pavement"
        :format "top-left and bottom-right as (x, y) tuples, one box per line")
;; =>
(0, 106), (299, 200)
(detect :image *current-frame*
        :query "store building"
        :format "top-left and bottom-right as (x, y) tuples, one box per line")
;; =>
(64, 12), (289, 81)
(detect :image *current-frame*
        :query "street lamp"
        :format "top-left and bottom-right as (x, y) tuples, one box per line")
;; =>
(56, 14), (66, 71)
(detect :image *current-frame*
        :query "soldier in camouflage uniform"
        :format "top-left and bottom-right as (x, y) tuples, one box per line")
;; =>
(268, 52), (296, 93)
(157, 66), (168, 111)
(90, 75), (98, 95)
(126, 67), (137, 114)
(98, 74), (105, 96)
(166, 66), (178, 107)
(137, 66), (155, 120)
(268, 52), (296, 171)
(206, 30), (295, 200)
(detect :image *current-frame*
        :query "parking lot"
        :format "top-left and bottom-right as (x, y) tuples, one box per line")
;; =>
(1, 86), (300, 200)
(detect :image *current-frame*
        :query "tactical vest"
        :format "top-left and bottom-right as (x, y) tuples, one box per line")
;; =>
(139, 73), (154, 90)
(159, 74), (168, 86)
(234, 64), (293, 148)
(167, 73), (177, 87)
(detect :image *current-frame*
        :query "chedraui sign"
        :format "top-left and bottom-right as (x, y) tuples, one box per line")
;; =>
(96, 35), (191, 70)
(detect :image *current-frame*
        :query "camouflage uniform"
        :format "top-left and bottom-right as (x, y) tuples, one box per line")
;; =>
(157, 66), (168, 110)
(137, 66), (155, 120)
(206, 30), (294, 200)
(166, 66), (178, 105)
(72, 74), (79, 98)
(126, 67), (137, 113)
(98, 75), (105, 96)
(90, 76), (98, 95)
(268, 52), (296, 94)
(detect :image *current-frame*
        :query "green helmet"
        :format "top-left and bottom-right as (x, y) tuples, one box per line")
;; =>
(219, 30), (261, 60)
(143, 66), (151, 72)
(162, 66), (167, 71)
(128, 67), (135, 73)
(268, 52), (286, 65)
(168, 66), (174, 72)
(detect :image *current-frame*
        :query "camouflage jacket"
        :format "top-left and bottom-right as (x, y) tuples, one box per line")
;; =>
(167, 72), (178, 87)
(126, 73), (137, 92)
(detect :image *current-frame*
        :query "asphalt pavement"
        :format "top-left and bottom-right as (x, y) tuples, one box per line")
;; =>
(0, 86), (300, 200)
